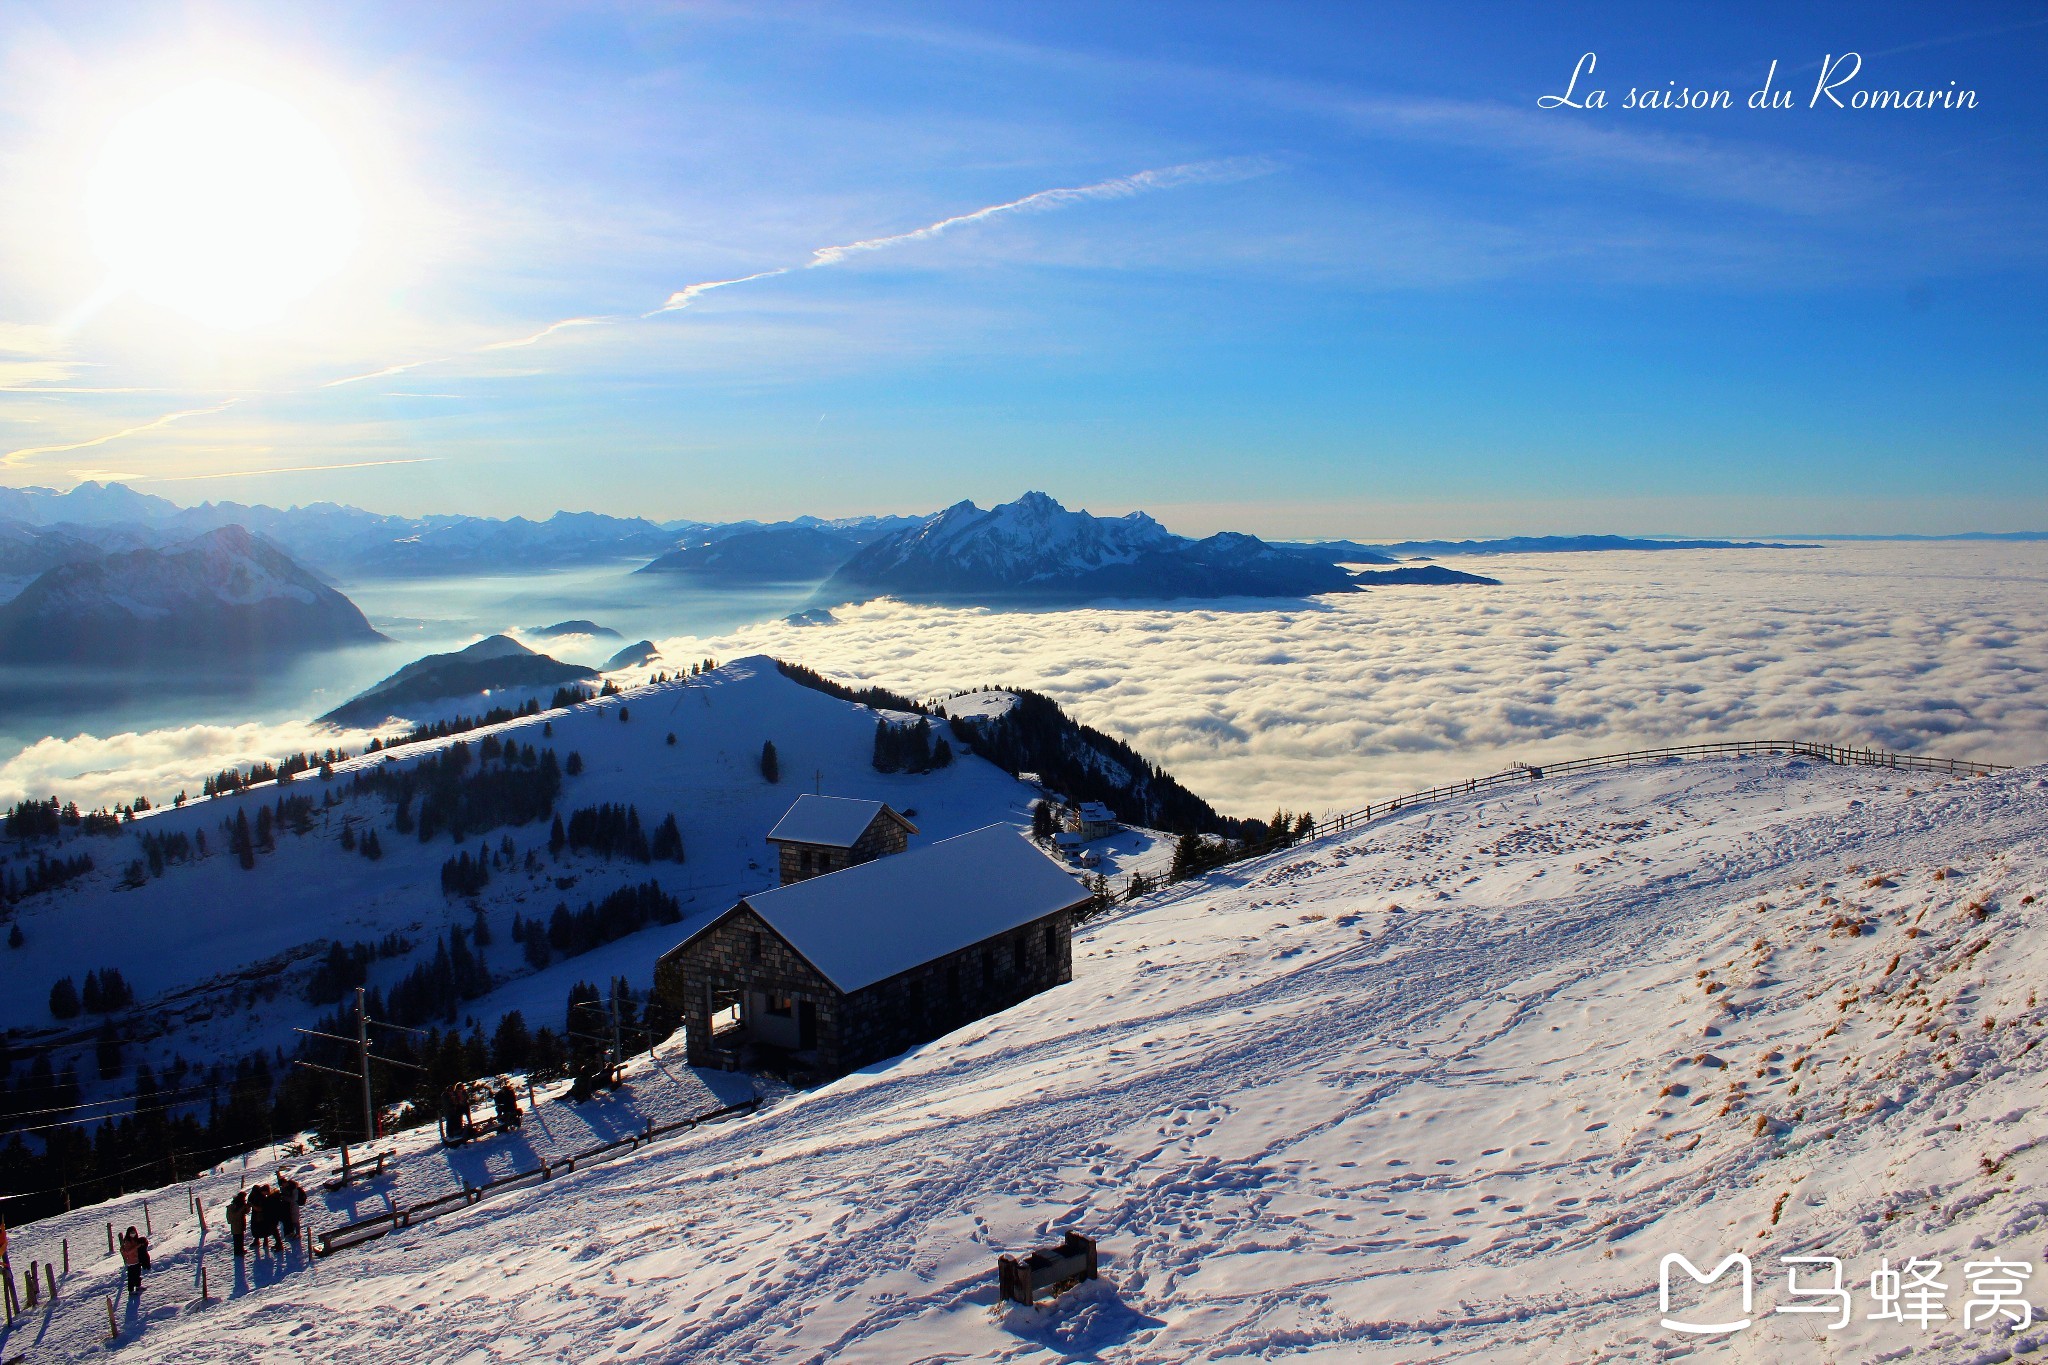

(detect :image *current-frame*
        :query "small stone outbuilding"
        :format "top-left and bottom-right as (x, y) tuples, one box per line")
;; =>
(655, 825), (1091, 1077)
(765, 794), (918, 885)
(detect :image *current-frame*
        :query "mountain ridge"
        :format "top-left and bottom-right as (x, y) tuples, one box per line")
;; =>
(822, 491), (1363, 604)
(0, 524), (384, 666)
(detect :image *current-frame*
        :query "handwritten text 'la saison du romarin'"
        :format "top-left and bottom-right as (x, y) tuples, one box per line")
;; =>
(1541, 53), (1978, 112)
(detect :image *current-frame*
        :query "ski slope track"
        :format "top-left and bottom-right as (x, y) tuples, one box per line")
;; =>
(7, 753), (2048, 1362)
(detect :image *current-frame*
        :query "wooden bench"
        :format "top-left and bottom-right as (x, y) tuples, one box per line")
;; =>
(325, 1147), (396, 1191)
(998, 1232), (1098, 1306)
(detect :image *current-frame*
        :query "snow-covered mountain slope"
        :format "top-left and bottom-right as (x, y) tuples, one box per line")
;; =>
(824, 491), (1362, 604)
(0, 658), (1055, 1094)
(10, 753), (2045, 1363)
(0, 525), (384, 665)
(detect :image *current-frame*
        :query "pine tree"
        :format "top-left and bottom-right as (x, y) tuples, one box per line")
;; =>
(7, 923), (22, 949)
(905, 718), (932, 772)
(760, 740), (780, 784)
(1169, 832), (1206, 882)
(566, 751), (584, 776)
(872, 719), (899, 773)
(49, 975), (79, 1019)
(549, 814), (567, 856)
(492, 1010), (532, 1072)
(232, 809), (256, 870)
(1032, 799), (1057, 841)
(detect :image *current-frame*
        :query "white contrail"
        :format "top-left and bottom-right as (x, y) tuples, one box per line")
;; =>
(650, 269), (792, 315)
(146, 456), (441, 482)
(322, 356), (454, 389)
(482, 315), (622, 349)
(804, 161), (1249, 268)
(1, 399), (241, 467)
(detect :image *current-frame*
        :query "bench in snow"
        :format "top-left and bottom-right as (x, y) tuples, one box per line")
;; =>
(998, 1232), (1098, 1306)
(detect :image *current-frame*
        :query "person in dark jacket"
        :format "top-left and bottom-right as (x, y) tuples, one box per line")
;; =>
(119, 1226), (148, 1295)
(249, 1184), (275, 1255)
(494, 1081), (521, 1130)
(226, 1189), (249, 1257)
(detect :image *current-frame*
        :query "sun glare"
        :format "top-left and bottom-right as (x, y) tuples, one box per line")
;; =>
(86, 78), (361, 331)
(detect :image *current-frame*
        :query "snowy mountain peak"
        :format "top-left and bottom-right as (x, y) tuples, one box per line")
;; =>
(0, 522), (383, 664)
(825, 491), (1358, 604)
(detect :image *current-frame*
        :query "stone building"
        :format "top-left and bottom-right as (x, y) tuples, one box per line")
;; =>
(654, 824), (1092, 1077)
(765, 794), (918, 885)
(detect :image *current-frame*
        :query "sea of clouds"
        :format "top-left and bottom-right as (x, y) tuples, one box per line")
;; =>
(4, 543), (2042, 818)
(668, 542), (2048, 816)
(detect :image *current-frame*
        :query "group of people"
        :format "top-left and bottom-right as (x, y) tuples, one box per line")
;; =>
(224, 1176), (307, 1258)
(440, 1079), (523, 1142)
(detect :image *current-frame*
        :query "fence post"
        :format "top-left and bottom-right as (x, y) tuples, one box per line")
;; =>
(105, 1294), (117, 1340)
(63, 1239), (69, 1276)
(107, 1222), (114, 1256)
(43, 1261), (55, 1300)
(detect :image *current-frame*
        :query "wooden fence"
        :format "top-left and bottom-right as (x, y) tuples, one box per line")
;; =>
(314, 1096), (760, 1256)
(1304, 739), (2007, 842)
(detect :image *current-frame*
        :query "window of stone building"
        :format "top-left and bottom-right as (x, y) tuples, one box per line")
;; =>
(1043, 923), (1056, 960)
(1011, 935), (1025, 974)
(766, 993), (795, 1018)
(749, 931), (763, 963)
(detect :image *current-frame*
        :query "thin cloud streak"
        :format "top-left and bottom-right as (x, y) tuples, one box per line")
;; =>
(143, 456), (440, 483)
(802, 160), (1266, 268)
(1, 399), (241, 468)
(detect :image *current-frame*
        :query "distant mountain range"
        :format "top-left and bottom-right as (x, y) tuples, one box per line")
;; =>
(638, 517), (923, 581)
(321, 634), (596, 726)
(0, 525), (384, 666)
(821, 492), (1366, 604)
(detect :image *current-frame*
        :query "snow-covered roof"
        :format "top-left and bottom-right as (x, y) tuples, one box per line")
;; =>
(765, 794), (916, 848)
(739, 825), (1091, 992)
(1077, 802), (1116, 823)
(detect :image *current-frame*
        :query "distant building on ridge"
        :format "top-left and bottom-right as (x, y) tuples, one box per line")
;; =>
(764, 794), (917, 885)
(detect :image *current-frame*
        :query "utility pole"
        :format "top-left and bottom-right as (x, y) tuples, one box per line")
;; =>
(355, 987), (375, 1143)
(609, 979), (623, 1066)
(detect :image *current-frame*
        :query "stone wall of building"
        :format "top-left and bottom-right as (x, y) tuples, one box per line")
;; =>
(835, 907), (1076, 1072)
(774, 811), (912, 885)
(654, 905), (843, 1068)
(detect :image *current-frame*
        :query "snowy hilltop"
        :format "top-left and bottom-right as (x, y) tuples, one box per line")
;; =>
(823, 491), (1365, 604)
(0, 524), (383, 666)
(2, 745), (2043, 1361)
(320, 634), (598, 727)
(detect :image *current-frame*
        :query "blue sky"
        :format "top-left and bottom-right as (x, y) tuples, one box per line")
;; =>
(0, 1), (2042, 535)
